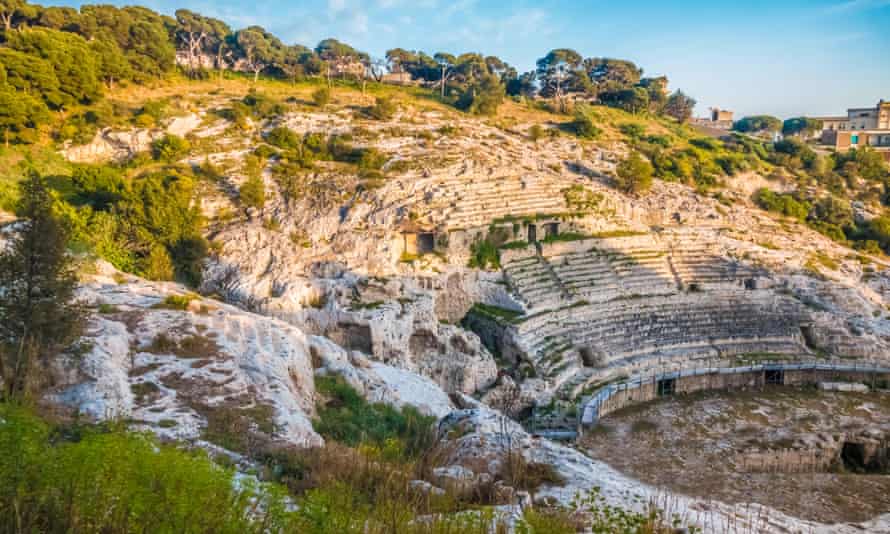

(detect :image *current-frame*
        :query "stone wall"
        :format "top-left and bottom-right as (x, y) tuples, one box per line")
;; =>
(589, 366), (890, 423)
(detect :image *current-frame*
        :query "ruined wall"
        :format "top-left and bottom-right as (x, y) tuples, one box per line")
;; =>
(735, 448), (837, 474)
(594, 368), (890, 421)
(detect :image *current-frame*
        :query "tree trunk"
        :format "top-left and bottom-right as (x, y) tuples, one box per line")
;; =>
(440, 66), (447, 98)
(216, 43), (225, 83)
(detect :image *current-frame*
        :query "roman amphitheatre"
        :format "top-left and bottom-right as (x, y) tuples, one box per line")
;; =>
(59, 79), (890, 532)
(1, 4), (890, 530)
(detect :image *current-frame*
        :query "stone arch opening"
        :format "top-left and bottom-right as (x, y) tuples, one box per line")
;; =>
(544, 222), (559, 239)
(841, 441), (890, 474)
(417, 232), (435, 254)
(579, 346), (605, 368)
(764, 369), (785, 385)
(657, 378), (676, 396)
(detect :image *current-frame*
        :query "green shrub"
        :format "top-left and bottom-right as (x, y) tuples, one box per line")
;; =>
(171, 236), (209, 287)
(313, 376), (436, 459)
(151, 134), (190, 162)
(242, 91), (285, 119)
(367, 96), (397, 120)
(239, 176), (266, 210)
(754, 188), (810, 221)
(266, 127), (301, 150)
(64, 168), (208, 285)
(312, 87), (331, 108)
(619, 122), (646, 139)
(143, 244), (175, 281)
(541, 232), (589, 244)
(615, 152), (654, 195)
(690, 137), (721, 150)
(468, 238), (500, 270)
(358, 148), (387, 171)
(153, 293), (195, 310)
(571, 111), (602, 139)
(254, 144), (278, 159)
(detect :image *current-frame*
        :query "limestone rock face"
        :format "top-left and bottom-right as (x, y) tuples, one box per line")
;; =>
(62, 128), (163, 163)
(61, 113), (207, 163)
(50, 270), (325, 448)
(310, 335), (455, 418)
(299, 290), (499, 395)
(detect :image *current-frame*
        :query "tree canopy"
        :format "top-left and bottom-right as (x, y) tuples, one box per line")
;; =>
(733, 115), (782, 134)
(782, 117), (823, 137)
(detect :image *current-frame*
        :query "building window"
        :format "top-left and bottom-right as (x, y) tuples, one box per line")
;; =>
(851, 135), (859, 144)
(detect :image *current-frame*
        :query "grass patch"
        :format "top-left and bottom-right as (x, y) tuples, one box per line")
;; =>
(499, 240), (530, 250)
(0, 403), (295, 532)
(587, 229), (647, 239)
(541, 232), (590, 244)
(152, 294), (198, 311)
(144, 332), (222, 359)
(313, 376), (436, 459)
(97, 303), (119, 314)
(197, 402), (278, 454)
(467, 302), (524, 325)
(808, 251), (839, 271)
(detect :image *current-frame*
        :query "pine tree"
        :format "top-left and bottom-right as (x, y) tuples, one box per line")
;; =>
(0, 172), (85, 399)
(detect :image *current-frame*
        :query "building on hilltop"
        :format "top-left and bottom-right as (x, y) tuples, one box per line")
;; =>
(815, 100), (890, 161)
(691, 107), (734, 135)
(710, 108), (734, 124)
(692, 108), (733, 130)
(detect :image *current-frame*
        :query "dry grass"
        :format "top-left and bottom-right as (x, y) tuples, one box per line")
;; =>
(143, 332), (222, 359)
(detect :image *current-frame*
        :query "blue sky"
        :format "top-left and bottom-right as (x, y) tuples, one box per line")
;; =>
(51, 0), (890, 118)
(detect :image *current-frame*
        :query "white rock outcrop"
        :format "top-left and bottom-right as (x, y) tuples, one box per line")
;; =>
(51, 269), (326, 448)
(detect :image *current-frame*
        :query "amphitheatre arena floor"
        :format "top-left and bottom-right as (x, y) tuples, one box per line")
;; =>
(579, 387), (890, 523)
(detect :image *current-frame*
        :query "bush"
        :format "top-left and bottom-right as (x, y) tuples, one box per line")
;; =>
(171, 236), (209, 287)
(753, 188), (810, 221)
(455, 74), (505, 116)
(312, 86), (331, 108)
(239, 176), (266, 210)
(571, 111), (602, 139)
(358, 148), (387, 171)
(151, 134), (190, 162)
(143, 244), (174, 281)
(529, 124), (545, 142)
(869, 216), (890, 250)
(242, 91), (285, 119)
(367, 96), (397, 120)
(313, 376), (436, 459)
(266, 126), (301, 150)
(468, 238), (500, 270)
(154, 293), (195, 310)
(690, 137), (721, 150)
(615, 152), (654, 195)
(619, 123), (646, 139)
